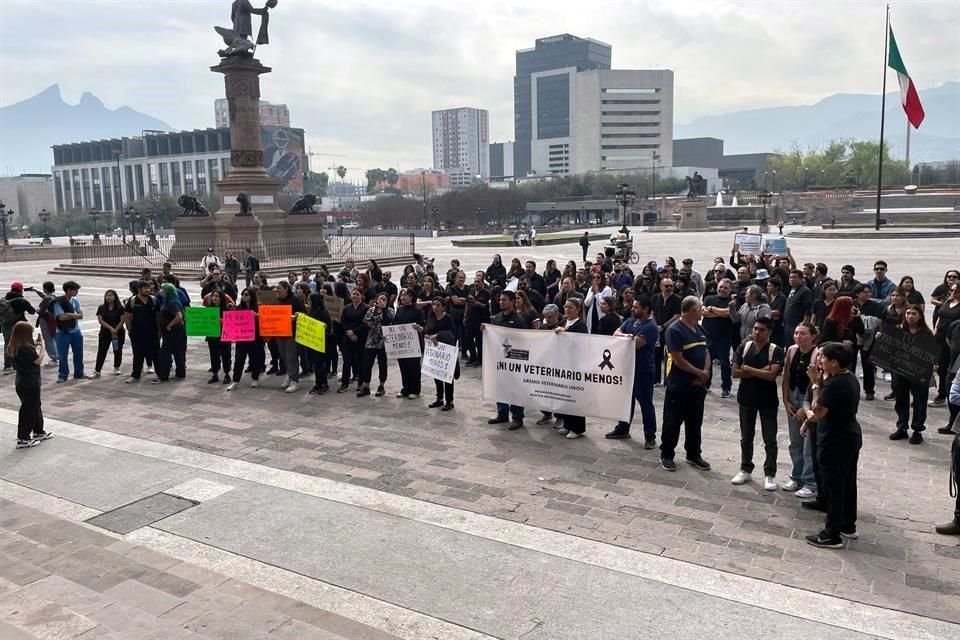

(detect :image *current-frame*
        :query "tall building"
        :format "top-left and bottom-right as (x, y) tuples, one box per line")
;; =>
(514, 34), (611, 177)
(529, 68), (673, 176)
(0, 174), (56, 223)
(214, 99), (290, 128)
(431, 107), (490, 187)
(489, 142), (515, 180)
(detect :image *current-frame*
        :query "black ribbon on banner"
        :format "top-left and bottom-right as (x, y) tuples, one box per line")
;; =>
(598, 349), (615, 370)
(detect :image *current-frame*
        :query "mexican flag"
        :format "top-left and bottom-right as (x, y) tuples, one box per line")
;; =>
(888, 26), (924, 129)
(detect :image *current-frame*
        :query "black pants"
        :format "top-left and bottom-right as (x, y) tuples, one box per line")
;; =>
(654, 330), (665, 384)
(581, 246), (588, 262)
(399, 357), (422, 396)
(15, 381), (43, 441)
(341, 339), (363, 385)
(327, 328), (340, 375)
(233, 340), (264, 382)
(860, 347), (875, 395)
(819, 434), (862, 537)
(950, 435), (960, 520)
(936, 342), (952, 399)
(95, 328), (125, 372)
(361, 347), (387, 385)
(267, 338), (282, 372)
(435, 378), (454, 404)
(207, 339), (232, 377)
(660, 386), (706, 460)
(464, 324), (483, 363)
(558, 414), (586, 434)
(892, 373), (928, 431)
(156, 329), (187, 380)
(311, 349), (328, 389)
(738, 405), (779, 476)
(130, 334), (158, 379)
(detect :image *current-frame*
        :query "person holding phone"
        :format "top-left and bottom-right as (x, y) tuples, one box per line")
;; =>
(7, 321), (52, 448)
(2, 282), (37, 374)
(94, 289), (126, 377)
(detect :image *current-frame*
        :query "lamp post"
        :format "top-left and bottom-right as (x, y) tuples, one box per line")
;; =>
(38, 208), (51, 245)
(145, 209), (157, 245)
(113, 150), (126, 242)
(757, 190), (772, 234)
(421, 171), (428, 230)
(89, 208), (102, 245)
(431, 205), (439, 229)
(124, 206), (139, 244)
(0, 203), (12, 246)
(651, 151), (660, 202)
(614, 182), (636, 238)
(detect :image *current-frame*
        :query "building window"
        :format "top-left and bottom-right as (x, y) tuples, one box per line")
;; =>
(601, 122), (659, 127)
(601, 144), (659, 149)
(601, 100), (660, 105)
(601, 110), (659, 115)
(71, 170), (82, 208)
(134, 165), (144, 199)
(601, 133), (659, 138)
(536, 74), (570, 139)
(196, 160), (207, 193)
(171, 161), (181, 193)
(81, 168), (91, 207)
(208, 158), (220, 186)
(54, 172), (64, 211)
(221, 158), (229, 178)
(601, 88), (658, 94)
(124, 166), (135, 203)
(92, 168), (102, 209)
(183, 161), (194, 193)
(102, 168), (113, 211)
(147, 163), (158, 195)
(159, 163), (169, 194)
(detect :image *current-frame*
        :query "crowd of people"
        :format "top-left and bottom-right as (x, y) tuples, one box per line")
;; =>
(3, 243), (959, 547)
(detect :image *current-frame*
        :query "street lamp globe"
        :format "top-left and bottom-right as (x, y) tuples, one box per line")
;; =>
(614, 182), (636, 237)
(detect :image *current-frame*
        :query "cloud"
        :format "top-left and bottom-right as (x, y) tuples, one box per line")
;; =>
(1, 0), (957, 176)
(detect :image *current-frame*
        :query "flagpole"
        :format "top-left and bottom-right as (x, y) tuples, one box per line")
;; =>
(905, 117), (911, 169)
(875, 4), (890, 231)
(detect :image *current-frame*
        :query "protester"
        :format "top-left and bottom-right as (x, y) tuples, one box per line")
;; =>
(579, 232), (590, 263)
(338, 288), (368, 393)
(274, 281), (306, 393)
(782, 322), (820, 498)
(204, 290), (233, 385)
(783, 269), (814, 348)
(702, 278), (734, 398)
(731, 317), (784, 490)
(931, 270), (960, 307)
(2, 282), (37, 374)
(464, 271), (490, 367)
(932, 283), (960, 407)
(652, 278), (681, 385)
(358, 293), (392, 398)
(52, 281), (86, 382)
(486, 290), (527, 429)
(887, 305), (934, 443)
(934, 370), (960, 535)
(607, 295), (659, 446)
(553, 298), (588, 439)
(535, 304), (563, 427)
(659, 296), (711, 472)
(515, 290), (540, 329)
(868, 260), (895, 304)
(306, 292), (332, 395)
(425, 297), (458, 411)
(802, 342), (862, 548)
(7, 321), (52, 449)
(394, 289), (425, 399)
(124, 281), (157, 383)
(228, 287), (265, 391)
(544, 260), (561, 300)
(94, 289), (125, 377)
(820, 297), (863, 352)
(243, 248), (260, 288)
(765, 277), (786, 345)
(486, 254), (507, 288)
(732, 285), (772, 344)
(153, 282), (186, 384)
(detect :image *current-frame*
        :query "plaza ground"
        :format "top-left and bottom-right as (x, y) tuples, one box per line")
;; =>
(0, 226), (958, 638)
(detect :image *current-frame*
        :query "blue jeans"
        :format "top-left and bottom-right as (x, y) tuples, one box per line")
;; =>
(707, 333), (732, 393)
(786, 387), (817, 491)
(39, 320), (58, 360)
(55, 331), (85, 380)
(616, 369), (657, 438)
(496, 402), (524, 420)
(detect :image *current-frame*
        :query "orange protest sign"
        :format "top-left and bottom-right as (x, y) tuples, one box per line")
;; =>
(259, 304), (293, 337)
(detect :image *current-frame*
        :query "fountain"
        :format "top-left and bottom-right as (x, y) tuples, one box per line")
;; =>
(715, 191), (724, 207)
(732, 195), (739, 207)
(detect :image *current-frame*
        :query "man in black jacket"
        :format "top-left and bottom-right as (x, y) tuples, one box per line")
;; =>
(2, 282), (37, 373)
(243, 247), (261, 288)
(485, 291), (528, 430)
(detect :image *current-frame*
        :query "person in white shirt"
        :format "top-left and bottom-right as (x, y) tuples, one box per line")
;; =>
(201, 248), (221, 278)
(529, 226), (537, 246)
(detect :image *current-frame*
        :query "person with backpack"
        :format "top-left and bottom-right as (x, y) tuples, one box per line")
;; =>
(2, 282), (37, 374)
(51, 281), (87, 382)
(34, 281), (59, 365)
(730, 316), (785, 490)
(124, 280), (158, 383)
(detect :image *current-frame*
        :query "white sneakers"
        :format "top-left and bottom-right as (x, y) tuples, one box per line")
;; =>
(226, 382), (238, 391)
(566, 431), (582, 439)
(763, 476), (778, 491)
(250, 380), (259, 388)
(281, 376), (290, 389)
(781, 479), (799, 492)
(284, 381), (299, 393)
(731, 471), (751, 485)
(113, 367), (121, 376)
(795, 487), (817, 499)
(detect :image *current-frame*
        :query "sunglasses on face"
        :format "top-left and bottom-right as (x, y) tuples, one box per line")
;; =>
(874, 267), (886, 272)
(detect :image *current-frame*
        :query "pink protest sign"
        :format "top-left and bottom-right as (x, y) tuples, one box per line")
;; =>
(221, 310), (256, 342)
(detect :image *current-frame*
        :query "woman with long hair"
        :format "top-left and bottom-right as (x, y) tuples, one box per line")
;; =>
(820, 296), (863, 351)
(515, 290), (540, 330)
(781, 322), (820, 499)
(8, 321), (52, 448)
(338, 288), (368, 393)
(617, 286), (635, 317)
(274, 280), (306, 393)
(355, 272), (376, 304)
(595, 296), (621, 336)
(898, 276), (925, 307)
(553, 298), (588, 438)
(425, 297), (458, 411)
(417, 275), (437, 312)
(887, 305), (934, 443)
(506, 258), (524, 283)
(359, 293), (393, 398)
(485, 254), (506, 288)
(367, 259), (383, 285)
(931, 270), (960, 307)
(544, 259), (561, 301)
(932, 283), (960, 407)
(394, 289), (425, 399)
(813, 280), (839, 332)
(307, 292), (332, 395)
(228, 287), (264, 390)
(802, 342), (862, 548)
(203, 289), (233, 385)
(154, 283), (186, 384)
(584, 272), (614, 334)
(94, 289), (125, 377)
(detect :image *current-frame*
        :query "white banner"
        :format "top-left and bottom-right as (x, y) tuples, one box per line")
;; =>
(383, 323), (422, 359)
(481, 325), (636, 421)
(423, 341), (458, 384)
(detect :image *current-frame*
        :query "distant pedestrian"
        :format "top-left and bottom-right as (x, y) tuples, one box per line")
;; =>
(579, 232), (590, 263)
(8, 321), (53, 448)
(201, 247), (221, 278)
(243, 247), (261, 288)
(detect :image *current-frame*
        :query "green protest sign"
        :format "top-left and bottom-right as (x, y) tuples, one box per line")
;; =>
(185, 306), (222, 338)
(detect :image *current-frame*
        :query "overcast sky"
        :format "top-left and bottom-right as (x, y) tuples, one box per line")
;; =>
(1, 0), (957, 177)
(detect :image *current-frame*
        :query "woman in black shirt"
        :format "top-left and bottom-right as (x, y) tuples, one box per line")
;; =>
(445, 271), (468, 351)
(781, 322), (819, 497)
(516, 291), (540, 330)
(425, 297), (458, 410)
(803, 341), (862, 548)
(506, 258), (524, 283)
(933, 284), (960, 405)
(307, 292), (332, 395)
(338, 288), (368, 393)
(154, 283), (186, 383)
(9, 321), (51, 448)
(554, 298), (589, 439)
(812, 280), (838, 332)
(595, 297), (621, 336)
(898, 276), (925, 308)
(94, 289), (126, 377)
(274, 281), (306, 393)
(203, 290), (233, 385)
(417, 276), (438, 313)
(887, 305), (934, 443)
(394, 290), (425, 399)
(229, 288), (265, 391)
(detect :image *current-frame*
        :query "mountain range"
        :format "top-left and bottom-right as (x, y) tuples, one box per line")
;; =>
(0, 84), (173, 175)
(676, 82), (959, 163)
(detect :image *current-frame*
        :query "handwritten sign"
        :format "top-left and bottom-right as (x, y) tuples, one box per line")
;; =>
(185, 306), (221, 338)
(870, 326), (938, 385)
(294, 313), (326, 352)
(324, 294), (344, 323)
(763, 237), (788, 256)
(383, 323), (422, 359)
(222, 310), (255, 342)
(734, 233), (762, 255)
(259, 305), (292, 337)
(422, 341), (458, 384)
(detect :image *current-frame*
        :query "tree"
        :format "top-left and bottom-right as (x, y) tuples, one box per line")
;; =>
(767, 139), (911, 190)
(336, 166), (347, 182)
(385, 168), (399, 188)
(365, 168), (386, 193)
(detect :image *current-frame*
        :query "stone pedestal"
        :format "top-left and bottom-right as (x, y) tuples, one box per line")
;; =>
(678, 200), (709, 230)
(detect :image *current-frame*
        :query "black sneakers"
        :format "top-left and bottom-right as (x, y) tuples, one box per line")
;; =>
(644, 437), (657, 450)
(686, 457), (711, 471)
(806, 532), (844, 549)
(889, 429), (909, 441)
(660, 458), (677, 472)
(604, 429), (631, 440)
